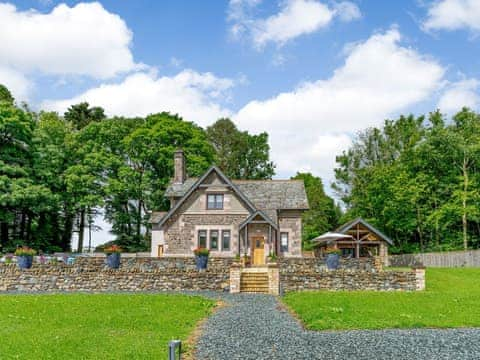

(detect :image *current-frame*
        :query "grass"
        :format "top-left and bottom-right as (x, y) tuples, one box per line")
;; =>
(283, 268), (480, 330)
(0, 293), (215, 359)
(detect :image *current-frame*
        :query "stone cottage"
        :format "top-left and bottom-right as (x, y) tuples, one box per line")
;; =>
(150, 150), (309, 264)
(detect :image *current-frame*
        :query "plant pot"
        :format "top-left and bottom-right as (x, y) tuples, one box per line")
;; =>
(17, 255), (33, 269)
(106, 253), (121, 269)
(326, 253), (340, 270)
(195, 255), (208, 270)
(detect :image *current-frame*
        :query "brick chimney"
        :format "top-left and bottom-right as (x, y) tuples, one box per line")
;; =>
(173, 149), (186, 184)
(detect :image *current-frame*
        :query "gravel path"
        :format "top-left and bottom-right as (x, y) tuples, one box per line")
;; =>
(194, 292), (480, 360)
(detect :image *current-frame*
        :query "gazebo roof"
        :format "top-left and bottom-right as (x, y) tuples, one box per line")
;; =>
(336, 217), (394, 245)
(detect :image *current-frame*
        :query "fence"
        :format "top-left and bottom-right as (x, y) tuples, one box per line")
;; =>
(389, 249), (480, 268)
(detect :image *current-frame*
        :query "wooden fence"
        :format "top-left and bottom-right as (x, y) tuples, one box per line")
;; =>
(389, 249), (480, 267)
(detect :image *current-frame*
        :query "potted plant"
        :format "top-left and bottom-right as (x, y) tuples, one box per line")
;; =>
(268, 252), (277, 263)
(194, 248), (209, 270)
(15, 246), (36, 269)
(325, 248), (341, 270)
(104, 245), (123, 269)
(241, 254), (251, 267)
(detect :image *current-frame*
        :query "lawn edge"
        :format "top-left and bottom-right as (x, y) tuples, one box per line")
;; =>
(183, 299), (226, 360)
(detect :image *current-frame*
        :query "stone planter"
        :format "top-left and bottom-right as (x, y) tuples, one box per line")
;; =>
(326, 253), (340, 270)
(195, 255), (208, 270)
(17, 255), (33, 269)
(106, 253), (121, 269)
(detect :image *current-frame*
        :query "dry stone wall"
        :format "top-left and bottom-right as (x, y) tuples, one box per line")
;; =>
(0, 257), (233, 293)
(279, 257), (423, 292)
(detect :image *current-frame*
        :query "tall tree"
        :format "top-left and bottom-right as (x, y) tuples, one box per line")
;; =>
(291, 172), (340, 250)
(0, 84), (14, 105)
(64, 102), (106, 130)
(207, 118), (275, 179)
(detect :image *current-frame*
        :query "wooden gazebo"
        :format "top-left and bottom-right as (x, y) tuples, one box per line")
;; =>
(313, 218), (392, 262)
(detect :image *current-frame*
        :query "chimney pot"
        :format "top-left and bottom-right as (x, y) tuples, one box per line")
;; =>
(173, 149), (186, 184)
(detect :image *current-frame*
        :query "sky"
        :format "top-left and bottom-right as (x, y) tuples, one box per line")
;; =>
(1, 0), (479, 245)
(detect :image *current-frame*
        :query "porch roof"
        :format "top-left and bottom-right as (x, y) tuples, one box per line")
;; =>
(239, 210), (278, 231)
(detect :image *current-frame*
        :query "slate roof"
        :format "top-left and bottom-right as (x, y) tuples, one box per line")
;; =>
(163, 178), (309, 212)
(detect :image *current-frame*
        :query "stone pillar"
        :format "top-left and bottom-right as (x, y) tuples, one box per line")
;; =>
(229, 263), (241, 293)
(414, 266), (426, 291)
(173, 149), (186, 184)
(267, 263), (279, 295)
(373, 256), (383, 272)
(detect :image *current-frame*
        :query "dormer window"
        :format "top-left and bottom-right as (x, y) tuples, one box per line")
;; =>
(207, 194), (224, 209)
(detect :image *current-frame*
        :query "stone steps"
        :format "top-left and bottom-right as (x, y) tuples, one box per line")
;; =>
(240, 272), (269, 293)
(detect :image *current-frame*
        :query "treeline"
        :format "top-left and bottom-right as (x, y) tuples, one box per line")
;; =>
(0, 85), (277, 253)
(334, 109), (480, 253)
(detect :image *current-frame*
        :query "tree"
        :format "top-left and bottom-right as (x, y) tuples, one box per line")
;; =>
(0, 84), (14, 105)
(64, 102), (106, 130)
(207, 118), (275, 179)
(291, 172), (340, 250)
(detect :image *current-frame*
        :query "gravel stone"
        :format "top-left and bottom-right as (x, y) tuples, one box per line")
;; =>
(194, 292), (480, 360)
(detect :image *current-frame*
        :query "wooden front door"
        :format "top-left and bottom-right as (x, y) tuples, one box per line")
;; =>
(157, 245), (164, 257)
(252, 237), (265, 265)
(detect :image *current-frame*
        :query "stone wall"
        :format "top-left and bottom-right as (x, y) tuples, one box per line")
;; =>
(0, 257), (233, 293)
(279, 257), (424, 292)
(278, 256), (381, 272)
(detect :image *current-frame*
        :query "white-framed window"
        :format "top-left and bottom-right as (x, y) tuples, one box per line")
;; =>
(222, 230), (231, 251)
(198, 230), (207, 248)
(210, 230), (219, 250)
(207, 194), (224, 209)
(280, 232), (289, 252)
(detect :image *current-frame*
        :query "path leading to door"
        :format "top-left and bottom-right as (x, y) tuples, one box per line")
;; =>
(194, 293), (480, 360)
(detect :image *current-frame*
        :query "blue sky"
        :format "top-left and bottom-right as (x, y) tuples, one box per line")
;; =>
(1, 0), (479, 185)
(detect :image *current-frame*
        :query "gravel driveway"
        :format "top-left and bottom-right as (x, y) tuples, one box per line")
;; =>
(194, 293), (480, 360)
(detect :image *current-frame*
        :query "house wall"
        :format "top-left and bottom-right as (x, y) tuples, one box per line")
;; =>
(161, 184), (250, 256)
(278, 210), (302, 257)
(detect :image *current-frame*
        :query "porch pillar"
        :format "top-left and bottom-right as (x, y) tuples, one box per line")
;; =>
(355, 242), (360, 258)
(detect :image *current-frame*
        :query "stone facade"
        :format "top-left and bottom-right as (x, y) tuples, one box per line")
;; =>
(278, 211), (302, 257)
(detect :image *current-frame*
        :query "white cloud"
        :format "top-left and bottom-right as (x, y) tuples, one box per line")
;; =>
(228, 0), (361, 48)
(234, 28), (444, 181)
(42, 70), (234, 126)
(0, 2), (138, 78)
(0, 66), (32, 102)
(423, 0), (480, 32)
(438, 78), (479, 113)
(334, 1), (362, 22)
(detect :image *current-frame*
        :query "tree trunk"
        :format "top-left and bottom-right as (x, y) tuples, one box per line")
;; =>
(0, 221), (8, 248)
(462, 156), (468, 251)
(136, 200), (142, 238)
(62, 208), (74, 251)
(77, 208), (85, 253)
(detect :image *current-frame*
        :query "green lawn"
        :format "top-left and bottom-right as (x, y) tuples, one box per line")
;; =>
(0, 293), (215, 359)
(283, 268), (480, 330)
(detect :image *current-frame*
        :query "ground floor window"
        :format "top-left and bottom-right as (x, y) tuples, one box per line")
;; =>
(198, 230), (207, 248)
(222, 230), (230, 251)
(210, 230), (219, 250)
(280, 232), (289, 252)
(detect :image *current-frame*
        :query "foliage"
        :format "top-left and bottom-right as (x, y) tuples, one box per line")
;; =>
(0, 293), (214, 359)
(291, 172), (340, 250)
(14, 246), (36, 256)
(206, 118), (275, 179)
(284, 268), (480, 330)
(0, 84), (14, 105)
(103, 245), (123, 254)
(194, 247), (210, 256)
(324, 248), (341, 255)
(333, 109), (480, 253)
(64, 102), (106, 130)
